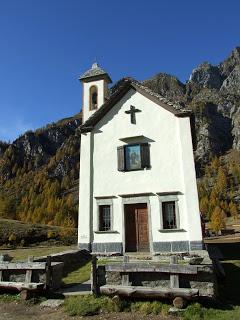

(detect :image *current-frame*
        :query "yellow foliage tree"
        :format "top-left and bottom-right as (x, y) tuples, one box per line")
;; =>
(229, 201), (238, 220)
(210, 206), (226, 232)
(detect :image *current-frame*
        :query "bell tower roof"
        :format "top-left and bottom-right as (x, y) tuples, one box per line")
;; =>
(79, 62), (112, 83)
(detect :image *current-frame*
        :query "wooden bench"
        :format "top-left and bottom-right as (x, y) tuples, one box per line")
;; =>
(105, 256), (198, 288)
(92, 256), (200, 302)
(0, 255), (52, 299)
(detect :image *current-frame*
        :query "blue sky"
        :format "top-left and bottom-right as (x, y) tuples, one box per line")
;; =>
(0, 0), (239, 141)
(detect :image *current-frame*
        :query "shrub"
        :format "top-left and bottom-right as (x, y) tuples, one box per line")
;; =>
(183, 303), (204, 320)
(151, 301), (163, 315)
(64, 295), (117, 316)
(64, 296), (171, 317)
(131, 300), (165, 315)
(0, 294), (20, 303)
(8, 233), (17, 243)
(47, 230), (56, 239)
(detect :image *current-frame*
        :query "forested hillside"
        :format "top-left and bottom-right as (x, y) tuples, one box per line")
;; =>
(0, 48), (240, 231)
(0, 114), (81, 227)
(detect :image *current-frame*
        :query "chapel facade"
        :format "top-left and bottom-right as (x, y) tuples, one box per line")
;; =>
(78, 63), (203, 254)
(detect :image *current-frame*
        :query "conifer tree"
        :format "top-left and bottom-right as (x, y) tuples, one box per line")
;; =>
(210, 206), (226, 232)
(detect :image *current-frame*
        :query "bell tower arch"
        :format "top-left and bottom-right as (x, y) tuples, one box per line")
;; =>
(79, 62), (112, 123)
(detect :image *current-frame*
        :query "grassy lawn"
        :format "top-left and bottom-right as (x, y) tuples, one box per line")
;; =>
(62, 261), (92, 284)
(0, 245), (76, 261)
(62, 259), (120, 285)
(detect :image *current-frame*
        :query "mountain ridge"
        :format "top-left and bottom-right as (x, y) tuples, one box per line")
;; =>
(0, 47), (240, 229)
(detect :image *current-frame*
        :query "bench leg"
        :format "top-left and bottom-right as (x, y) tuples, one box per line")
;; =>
(173, 296), (187, 309)
(20, 289), (34, 300)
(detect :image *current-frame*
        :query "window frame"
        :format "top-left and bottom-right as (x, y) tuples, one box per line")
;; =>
(117, 142), (150, 172)
(158, 194), (180, 231)
(98, 205), (111, 231)
(96, 199), (114, 233)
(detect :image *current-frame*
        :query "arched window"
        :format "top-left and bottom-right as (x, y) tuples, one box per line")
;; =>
(89, 86), (98, 110)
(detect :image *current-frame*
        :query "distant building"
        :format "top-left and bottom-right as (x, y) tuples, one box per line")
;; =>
(78, 63), (203, 254)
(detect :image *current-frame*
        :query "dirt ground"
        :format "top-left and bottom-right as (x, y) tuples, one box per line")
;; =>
(0, 302), (176, 320)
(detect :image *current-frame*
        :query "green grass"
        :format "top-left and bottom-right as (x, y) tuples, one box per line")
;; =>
(62, 259), (119, 285)
(0, 294), (20, 303)
(62, 261), (92, 284)
(64, 295), (118, 316)
(0, 245), (76, 261)
(182, 303), (240, 320)
(64, 295), (170, 317)
(130, 300), (170, 315)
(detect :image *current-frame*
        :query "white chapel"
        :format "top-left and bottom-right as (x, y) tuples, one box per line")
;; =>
(78, 63), (203, 254)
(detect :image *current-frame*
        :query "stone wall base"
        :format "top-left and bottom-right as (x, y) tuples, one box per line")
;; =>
(78, 241), (204, 254)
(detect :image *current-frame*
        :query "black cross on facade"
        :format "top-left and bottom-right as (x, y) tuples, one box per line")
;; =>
(125, 105), (141, 124)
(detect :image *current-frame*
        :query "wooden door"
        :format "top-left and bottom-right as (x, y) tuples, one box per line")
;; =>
(125, 203), (149, 252)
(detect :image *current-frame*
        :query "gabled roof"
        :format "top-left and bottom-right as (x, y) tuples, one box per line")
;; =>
(80, 77), (192, 133)
(79, 62), (112, 83)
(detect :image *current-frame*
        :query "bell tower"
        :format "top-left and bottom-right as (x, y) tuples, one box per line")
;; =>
(79, 62), (112, 123)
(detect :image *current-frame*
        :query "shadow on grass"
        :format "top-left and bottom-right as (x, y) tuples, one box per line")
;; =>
(61, 252), (92, 286)
(62, 252), (92, 276)
(218, 261), (240, 305)
(195, 260), (240, 314)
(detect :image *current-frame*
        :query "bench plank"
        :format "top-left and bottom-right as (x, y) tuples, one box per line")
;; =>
(0, 281), (44, 291)
(0, 262), (46, 270)
(105, 263), (198, 274)
(100, 285), (199, 299)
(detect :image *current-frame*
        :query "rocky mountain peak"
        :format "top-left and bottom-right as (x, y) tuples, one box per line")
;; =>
(220, 46), (240, 77)
(142, 73), (186, 102)
(189, 62), (223, 89)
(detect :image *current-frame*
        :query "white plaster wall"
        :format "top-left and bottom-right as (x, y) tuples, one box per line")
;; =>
(93, 89), (183, 195)
(83, 79), (107, 123)
(177, 117), (202, 242)
(78, 133), (92, 245)
(78, 88), (202, 248)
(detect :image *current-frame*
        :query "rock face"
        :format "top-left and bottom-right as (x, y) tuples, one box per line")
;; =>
(143, 47), (240, 171)
(190, 63), (223, 89)
(221, 65), (240, 95)
(0, 143), (8, 157)
(219, 47), (240, 77)
(143, 73), (186, 102)
(0, 114), (82, 181)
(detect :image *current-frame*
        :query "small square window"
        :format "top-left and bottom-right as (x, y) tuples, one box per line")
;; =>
(99, 205), (111, 231)
(162, 201), (177, 229)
